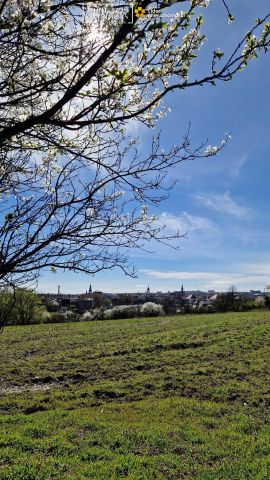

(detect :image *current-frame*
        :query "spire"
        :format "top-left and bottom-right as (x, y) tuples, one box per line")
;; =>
(89, 284), (92, 294)
(146, 286), (150, 294)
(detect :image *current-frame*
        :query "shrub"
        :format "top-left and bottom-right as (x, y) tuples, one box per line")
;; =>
(0, 288), (46, 325)
(255, 296), (266, 308)
(103, 305), (140, 320)
(141, 302), (164, 317)
(81, 311), (95, 321)
(45, 310), (80, 323)
(100, 303), (164, 320)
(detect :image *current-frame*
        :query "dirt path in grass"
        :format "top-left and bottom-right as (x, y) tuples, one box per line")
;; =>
(0, 382), (58, 395)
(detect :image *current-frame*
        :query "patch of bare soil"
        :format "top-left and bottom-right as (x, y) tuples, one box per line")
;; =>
(0, 382), (57, 395)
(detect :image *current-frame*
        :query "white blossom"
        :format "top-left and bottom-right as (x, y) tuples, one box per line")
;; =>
(205, 145), (219, 156)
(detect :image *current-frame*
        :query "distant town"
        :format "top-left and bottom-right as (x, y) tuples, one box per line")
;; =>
(39, 284), (268, 315)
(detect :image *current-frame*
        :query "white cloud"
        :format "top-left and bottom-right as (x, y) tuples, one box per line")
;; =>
(157, 211), (218, 235)
(141, 270), (218, 280)
(140, 269), (270, 291)
(125, 118), (143, 135)
(193, 191), (252, 219)
(230, 154), (249, 178)
(242, 261), (270, 276)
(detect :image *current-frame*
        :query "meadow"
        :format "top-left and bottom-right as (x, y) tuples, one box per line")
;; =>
(0, 310), (270, 479)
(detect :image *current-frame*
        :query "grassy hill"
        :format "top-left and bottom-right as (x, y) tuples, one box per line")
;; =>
(0, 311), (270, 479)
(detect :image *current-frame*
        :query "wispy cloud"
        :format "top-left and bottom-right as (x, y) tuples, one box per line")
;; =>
(141, 270), (218, 281)
(157, 211), (218, 235)
(230, 154), (249, 179)
(229, 226), (269, 246)
(125, 118), (142, 135)
(140, 269), (269, 290)
(242, 261), (270, 277)
(193, 191), (252, 219)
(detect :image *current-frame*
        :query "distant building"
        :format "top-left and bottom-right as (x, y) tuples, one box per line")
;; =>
(81, 284), (93, 298)
(77, 284), (94, 312)
(185, 294), (196, 305)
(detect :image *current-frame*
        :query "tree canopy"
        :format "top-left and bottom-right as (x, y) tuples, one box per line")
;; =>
(0, 0), (269, 287)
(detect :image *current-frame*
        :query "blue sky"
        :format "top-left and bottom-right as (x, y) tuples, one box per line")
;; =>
(38, 1), (270, 294)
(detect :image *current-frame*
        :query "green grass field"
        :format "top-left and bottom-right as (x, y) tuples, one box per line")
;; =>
(0, 310), (270, 479)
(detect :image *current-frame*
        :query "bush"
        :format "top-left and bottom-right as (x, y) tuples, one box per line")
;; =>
(0, 288), (46, 325)
(81, 311), (95, 321)
(45, 310), (80, 323)
(99, 303), (164, 320)
(141, 302), (164, 317)
(103, 305), (140, 320)
(255, 296), (266, 308)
